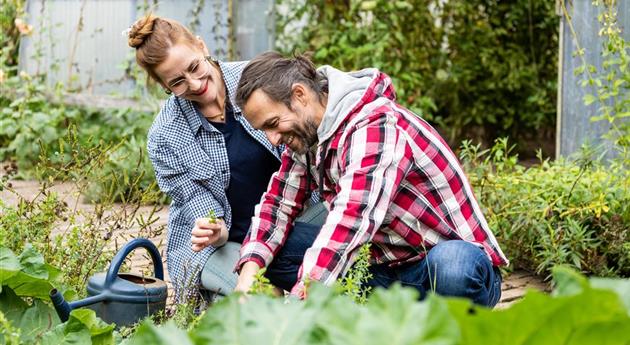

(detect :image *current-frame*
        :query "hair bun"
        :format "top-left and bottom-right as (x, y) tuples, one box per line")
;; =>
(128, 14), (157, 48)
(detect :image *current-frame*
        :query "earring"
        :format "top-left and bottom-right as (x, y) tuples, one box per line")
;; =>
(164, 89), (172, 95)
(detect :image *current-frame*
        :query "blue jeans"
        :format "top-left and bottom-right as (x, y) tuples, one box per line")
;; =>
(365, 240), (502, 307)
(266, 231), (502, 307)
(265, 221), (322, 291)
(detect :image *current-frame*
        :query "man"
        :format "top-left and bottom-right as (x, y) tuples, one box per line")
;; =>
(233, 51), (509, 307)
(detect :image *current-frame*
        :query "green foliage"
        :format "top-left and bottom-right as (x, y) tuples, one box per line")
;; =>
(276, 0), (558, 147)
(0, 287), (61, 345)
(169, 299), (200, 332)
(125, 268), (630, 345)
(0, 245), (71, 300)
(41, 309), (116, 345)
(0, 68), (162, 203)
(437, 1), (558, 140)
(0, 138), (166, 295)
(249, 268), (278, 297)
(0, 20), (163, 204)
(0, 187), (114, 294)
(0, 246), (115, 345)
(447, 266), (630, 344)
(337, 243), (373, 304)
(126, 321), (192, 345)
(460, 138), (630, 277)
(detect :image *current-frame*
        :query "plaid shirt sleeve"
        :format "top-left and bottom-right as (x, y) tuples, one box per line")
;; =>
(237, 149), (313, 269)
(291, 113), (411, 296)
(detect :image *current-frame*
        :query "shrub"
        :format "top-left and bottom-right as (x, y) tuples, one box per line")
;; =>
(0, 134), (166, 293)
(460, 138), (630, 277)
(0, 69), (163, 204)
(276, 0), (559, 150)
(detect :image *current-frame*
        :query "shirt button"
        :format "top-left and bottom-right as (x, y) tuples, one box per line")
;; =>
(216, 139), (221, 144)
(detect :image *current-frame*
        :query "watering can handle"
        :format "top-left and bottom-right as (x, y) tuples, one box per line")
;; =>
(104, 238), (164, 287)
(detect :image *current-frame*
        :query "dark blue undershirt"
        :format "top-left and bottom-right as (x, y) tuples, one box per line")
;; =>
(197, 104), (280, 243)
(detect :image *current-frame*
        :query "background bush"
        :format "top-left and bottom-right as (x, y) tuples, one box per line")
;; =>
(0, 68), (161, 203)
(277, 0), (559, 154)
(461, 139), (630, 277)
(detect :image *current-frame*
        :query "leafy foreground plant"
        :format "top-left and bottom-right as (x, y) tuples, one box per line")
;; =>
(2, 244), (630, 344)
(124, 266), (630, 345)
(0, 246), (116, 345)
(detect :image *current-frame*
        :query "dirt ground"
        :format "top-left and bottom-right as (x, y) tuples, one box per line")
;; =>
(0, 179), (549, 309)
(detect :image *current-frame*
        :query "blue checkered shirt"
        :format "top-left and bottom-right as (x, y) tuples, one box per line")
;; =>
(147, 61), (284, 300)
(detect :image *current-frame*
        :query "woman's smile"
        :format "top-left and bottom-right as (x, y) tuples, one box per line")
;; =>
(192, 79), (209, 96)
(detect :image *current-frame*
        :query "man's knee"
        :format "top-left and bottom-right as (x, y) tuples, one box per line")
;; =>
(424, 240), (492, 297)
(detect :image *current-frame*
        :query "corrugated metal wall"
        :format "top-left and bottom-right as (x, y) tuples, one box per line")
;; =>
(557, 0), (629, 159)
(19, 0), (274, 95)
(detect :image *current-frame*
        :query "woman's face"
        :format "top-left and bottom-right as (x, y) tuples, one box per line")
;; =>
(153, 41), (223, 106)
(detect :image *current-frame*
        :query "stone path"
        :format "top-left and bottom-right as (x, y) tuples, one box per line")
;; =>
(0, 179), (550, 308)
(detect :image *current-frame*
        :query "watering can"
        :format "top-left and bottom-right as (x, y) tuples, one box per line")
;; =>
(50, 238), (168, 327)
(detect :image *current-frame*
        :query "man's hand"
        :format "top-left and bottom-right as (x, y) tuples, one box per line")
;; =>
(234, 261), (262, 294)
(191, 217), (228, 251)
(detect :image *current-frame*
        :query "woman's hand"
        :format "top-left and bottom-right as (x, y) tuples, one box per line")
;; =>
(191, 217), (228, 251)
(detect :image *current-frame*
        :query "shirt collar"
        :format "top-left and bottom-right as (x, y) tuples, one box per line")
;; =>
(217, 60), (243, 115)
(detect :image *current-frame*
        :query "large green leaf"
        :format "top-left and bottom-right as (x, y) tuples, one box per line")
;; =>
(190, 289), (325, 345)
(314, 285), (459, 345)
(40, 309), (115, 345)
(590, 277), (630, 315)
(0, 247), (21, 290)
(552, 265), (630, 314)
(446, 266), (630, 345)
(449, 287), (630, 345)
(0, 245), (55, 300)
(0, 287), (61, 344)
(0, 245), (73, 302)
(127, 321), (193, 345)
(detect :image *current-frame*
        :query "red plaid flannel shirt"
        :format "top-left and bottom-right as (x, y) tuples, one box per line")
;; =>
(237, 71), (508, 296)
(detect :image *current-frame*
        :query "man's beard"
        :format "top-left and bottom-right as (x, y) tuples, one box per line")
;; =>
(291, 116), (319, 154)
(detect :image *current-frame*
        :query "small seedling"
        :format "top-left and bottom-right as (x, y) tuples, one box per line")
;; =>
(206, 209), (217, 224)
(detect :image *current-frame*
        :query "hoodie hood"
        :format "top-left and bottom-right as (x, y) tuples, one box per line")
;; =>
(316, 65), (397, 143)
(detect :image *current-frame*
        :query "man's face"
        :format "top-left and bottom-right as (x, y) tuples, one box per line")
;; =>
(244, 89), (319, 154)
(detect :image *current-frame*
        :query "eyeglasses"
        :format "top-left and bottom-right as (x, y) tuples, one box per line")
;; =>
(166, 56), (214, 96)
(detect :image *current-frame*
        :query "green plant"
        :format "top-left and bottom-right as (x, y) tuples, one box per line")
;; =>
(276, 0), (559, 151)
(0, 245), (116, 345)
(337, 243), (373, 304)
(0, 68), (163, 203)
(248, 268), (277, 297)
(125, 267), (630, 344)
(0, 0), (25, 69)
(460, 138), (630, 277)
(0, 126), (166, 293)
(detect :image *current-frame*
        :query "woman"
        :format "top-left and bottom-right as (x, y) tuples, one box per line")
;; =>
(126, 15), (315, 301)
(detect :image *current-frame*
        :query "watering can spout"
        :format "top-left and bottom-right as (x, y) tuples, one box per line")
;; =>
(50, 288), (108, 322)
(50, 289), (71, 322)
